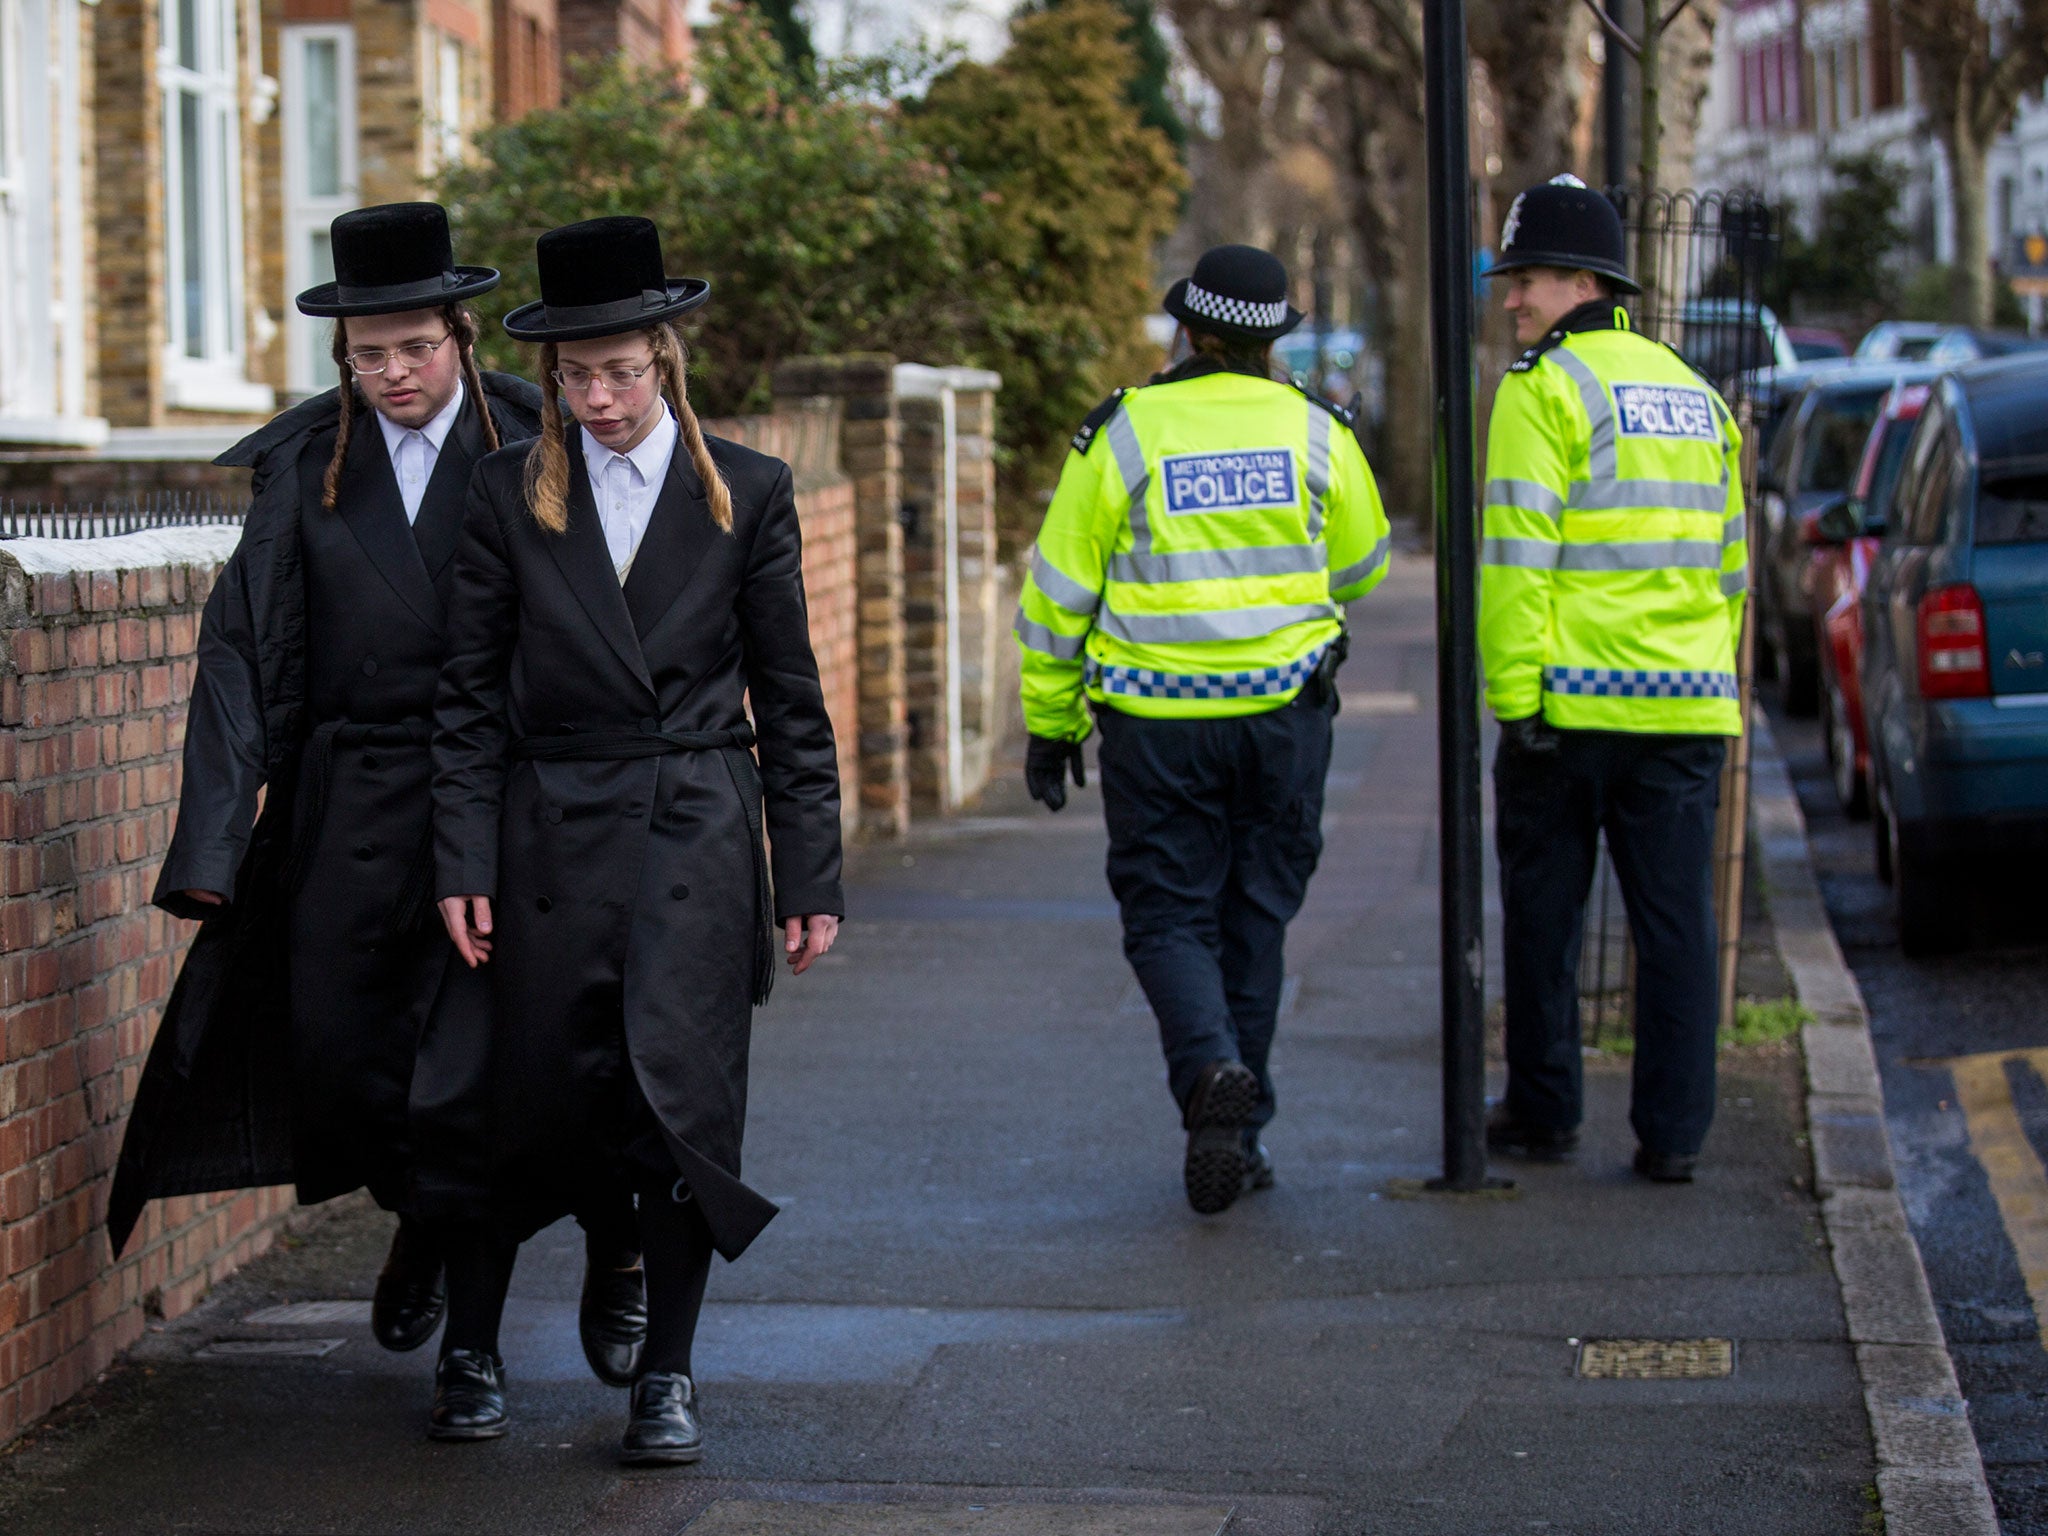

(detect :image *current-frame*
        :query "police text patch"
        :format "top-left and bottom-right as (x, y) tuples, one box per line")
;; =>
(1161, 448), (1298, 515)
(1613, 383), (1719, 442)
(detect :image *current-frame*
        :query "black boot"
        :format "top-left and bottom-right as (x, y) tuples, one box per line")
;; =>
(373, 1218), (446, 1353)
(1182, 1059), (1260, 1215)
(580, 1256), (648, 1389)
(621, 1372), (703, 1465)
(428, 1349), (507, 1441)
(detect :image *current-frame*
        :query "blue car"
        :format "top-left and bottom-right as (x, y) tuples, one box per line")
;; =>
(1862, 352), (2048, 952)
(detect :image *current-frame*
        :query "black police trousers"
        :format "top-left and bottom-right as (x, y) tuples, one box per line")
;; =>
(1097, 696), (1333, 1129)
(1494, 727), (1727, 1156)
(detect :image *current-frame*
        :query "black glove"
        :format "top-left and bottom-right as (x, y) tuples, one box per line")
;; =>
(1499, 714), (1560, 758)
(1025, 734), (1088, 812)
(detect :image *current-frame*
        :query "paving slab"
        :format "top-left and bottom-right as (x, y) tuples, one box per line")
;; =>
(0, 561), (1876, 1535)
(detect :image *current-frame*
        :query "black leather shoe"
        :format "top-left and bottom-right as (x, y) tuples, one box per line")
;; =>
(373, 1221), (446, 1353)
(1484, 1104), (1580, 1163)
(1182, 1059), (1260, 1215)
(621, 1372), (703, 1465)
(1633, 1147), (1698, 1183)
(428, 1349), (507, 1441)
(580, 1259), (648, 1389)
(1242, 1139), (1275, 1192)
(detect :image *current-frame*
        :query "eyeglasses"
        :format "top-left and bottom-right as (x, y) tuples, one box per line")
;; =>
(553, 362), (657, 393)
(345, 333), (452, 374)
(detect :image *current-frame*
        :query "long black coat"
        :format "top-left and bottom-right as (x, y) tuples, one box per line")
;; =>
(433, 430), (843, 1261)
(107, 376), (544, 1256)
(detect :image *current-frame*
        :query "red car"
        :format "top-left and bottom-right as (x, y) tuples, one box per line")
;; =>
(1812, 382), (1932, 816)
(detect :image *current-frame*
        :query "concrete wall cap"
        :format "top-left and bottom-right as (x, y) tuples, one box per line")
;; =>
(893, 363), (1003, 397)
(1, 525), (242, 576)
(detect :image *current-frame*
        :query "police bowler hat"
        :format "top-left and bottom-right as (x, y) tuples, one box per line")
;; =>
(502, 217), (710, 344)
(296, 203), (501, 318)
(1487, 175), (1641, 295)
(1164, 244), (1305, 343)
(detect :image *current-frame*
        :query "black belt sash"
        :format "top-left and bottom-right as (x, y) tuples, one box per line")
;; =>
(511, 723), (776, 1005)
(283, 718), (439, 934)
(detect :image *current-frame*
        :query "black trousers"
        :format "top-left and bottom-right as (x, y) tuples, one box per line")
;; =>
(1097, 698), (1332, 1128)
(1493, 728), (1727, 1156)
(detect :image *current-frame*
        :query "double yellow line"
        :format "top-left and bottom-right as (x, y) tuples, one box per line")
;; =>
(1947, 1048), (2048, 1351)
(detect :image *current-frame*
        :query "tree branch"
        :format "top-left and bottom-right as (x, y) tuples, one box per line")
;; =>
(1657, 0), (1698, 37)
(1577, 0), (1641, 59)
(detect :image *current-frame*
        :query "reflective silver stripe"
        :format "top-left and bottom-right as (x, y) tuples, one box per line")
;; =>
(1305, 402), (1331, 541)
(1566, 478), (1730, 513)
(1555, 540), (1721, 572)
(1481, 536), (1560, 569)
(1484, 478), (1566, 519)
(1104, 406), (1152, 555)
(1109, 544), (1326, 585)
(1720, 568), (1749, 596)
(1331, 536), (1391, 591)
(1014, 612), (1086, 660)
(1095, 601), (1336, 645)
(1722, 511), (1746, 546)
(1031, 550), (1101, 615)
(1547, 347), (1618, 480)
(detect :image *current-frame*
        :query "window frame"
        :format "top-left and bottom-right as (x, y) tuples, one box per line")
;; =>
(281, 22), (358, 395)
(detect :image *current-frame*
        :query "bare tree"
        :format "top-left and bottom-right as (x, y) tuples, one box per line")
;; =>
(1895, 0), (2048, 324)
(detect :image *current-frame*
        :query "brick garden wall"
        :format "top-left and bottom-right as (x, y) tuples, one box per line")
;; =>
(0, 549), (301, 1444)
(0, 397), (869, 1444)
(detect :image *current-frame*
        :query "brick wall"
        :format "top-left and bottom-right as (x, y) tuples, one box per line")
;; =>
(0, 548), (300, 1445)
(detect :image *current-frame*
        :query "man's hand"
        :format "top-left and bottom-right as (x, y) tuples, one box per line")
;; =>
(1025, 734), (1087, 812)
(784, 914), (840, 976)
(438, 895), (494, 968)
(1499, 714), (1560, 759)
(181, 889), (226, 907)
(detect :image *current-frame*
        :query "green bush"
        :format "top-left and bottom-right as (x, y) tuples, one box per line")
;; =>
(1901, 263), (2028, 329)
(436, 1), (1183, 519)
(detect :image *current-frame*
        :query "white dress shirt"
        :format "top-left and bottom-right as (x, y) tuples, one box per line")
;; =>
(376, 380), (466, 525)
(581, 404), (680, 582)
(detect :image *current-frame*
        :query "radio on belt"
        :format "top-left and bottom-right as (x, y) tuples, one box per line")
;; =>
(1162, 447), (1299, 515)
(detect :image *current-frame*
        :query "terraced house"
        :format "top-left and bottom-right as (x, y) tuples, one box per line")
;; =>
(0, 0), (696, 455)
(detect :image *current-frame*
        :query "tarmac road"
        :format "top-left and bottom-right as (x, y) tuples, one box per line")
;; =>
(1772, 701), (2048, 1533)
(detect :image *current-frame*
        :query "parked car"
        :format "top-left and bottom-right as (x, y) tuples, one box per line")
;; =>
(1786, 325), (1851, 361)
(1756, 372), (1897, 712)
(1810, 381), (1933, 816)
(1853, 321), (1951, 363)
(1676, 297), (1799, 389)
(1924, 328), (2048, 365)
(1860, 352), (2048, 952)
(1273, 325), (1371, 403)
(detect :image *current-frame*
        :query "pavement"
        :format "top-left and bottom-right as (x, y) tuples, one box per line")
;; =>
(0, 560), (1880, 1535)
(1771, 701), (2048, 1534)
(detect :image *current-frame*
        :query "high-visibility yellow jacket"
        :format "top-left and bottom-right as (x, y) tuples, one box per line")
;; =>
(1016, 362), (1391, 739)
(1479, 304), (1747, 735)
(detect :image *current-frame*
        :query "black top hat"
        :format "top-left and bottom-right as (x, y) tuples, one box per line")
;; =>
(1486, 175), (1641, 294)
(1163, 245), (1305, 343)
(501, 217), (710, 344)
(295, 203), (500, 317)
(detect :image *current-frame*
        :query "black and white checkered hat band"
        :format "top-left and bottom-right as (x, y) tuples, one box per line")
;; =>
(1183, 281), (1288, 330)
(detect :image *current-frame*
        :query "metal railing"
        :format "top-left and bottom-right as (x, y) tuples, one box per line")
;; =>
(0, 493), (249, 541)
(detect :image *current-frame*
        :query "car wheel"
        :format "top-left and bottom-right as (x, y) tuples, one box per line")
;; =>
(1872, 775), (1894, 886)
(1821, 683), (1868, 818)
(1891, 814), (1963, 956)
(1781, 629), (1820, 717)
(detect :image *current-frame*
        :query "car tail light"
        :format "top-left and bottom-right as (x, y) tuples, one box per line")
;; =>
(1917, 584), (1989, 699)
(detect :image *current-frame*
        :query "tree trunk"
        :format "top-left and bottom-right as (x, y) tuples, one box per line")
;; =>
(1635, 0), (1662, 297)
(1947, 117), (1992, 326)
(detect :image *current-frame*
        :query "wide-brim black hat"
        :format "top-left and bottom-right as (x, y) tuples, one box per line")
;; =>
(1163, 244), (1305, 342)
(502, 216), (710, 343)
(1486, 176), (1642, 294)
(296, 202), (500, 317)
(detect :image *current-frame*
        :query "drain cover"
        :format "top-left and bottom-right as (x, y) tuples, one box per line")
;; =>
(683, 1502), (1231, 1535)
(197, 1338), (348, 1360)
(1576, 1338), (1734, 1379)
(243, 1300), (374, 1327)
